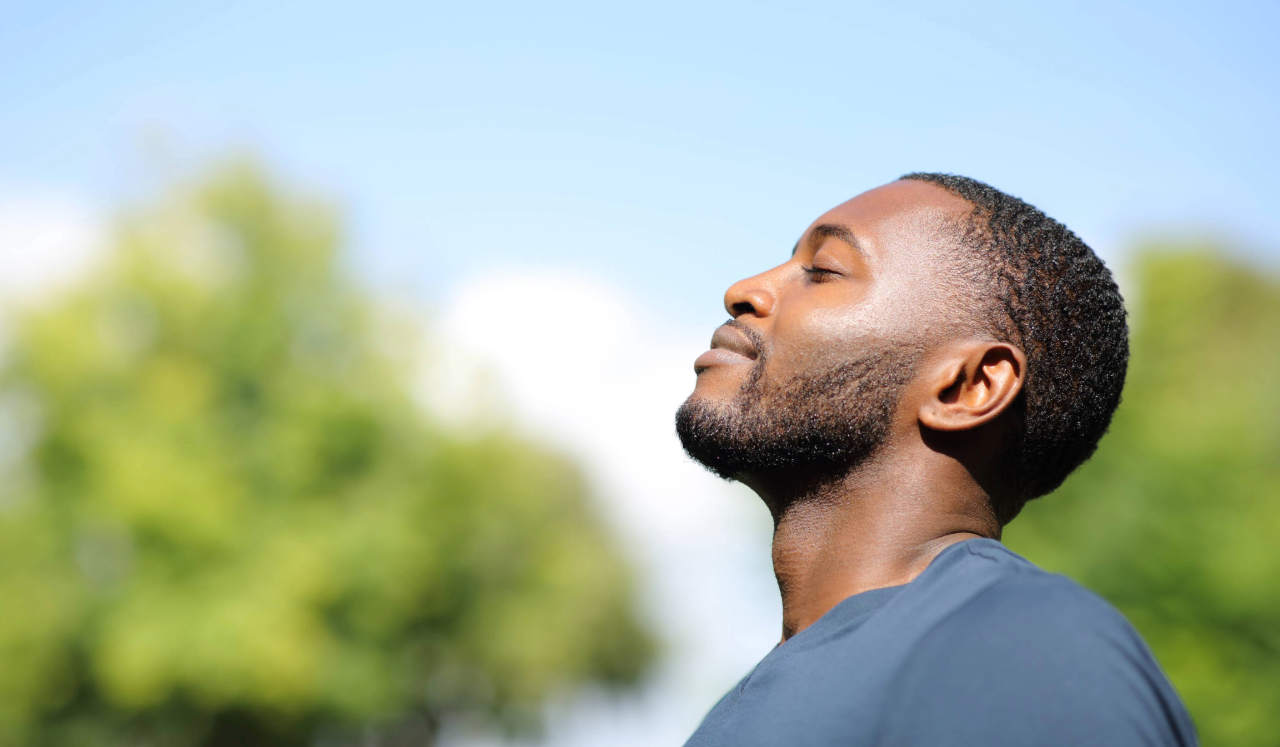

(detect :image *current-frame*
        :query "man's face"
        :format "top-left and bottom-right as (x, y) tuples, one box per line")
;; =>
(676, 180), (973, 483)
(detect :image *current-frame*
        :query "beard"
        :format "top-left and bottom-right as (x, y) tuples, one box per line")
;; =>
(675, 340), (921, 483)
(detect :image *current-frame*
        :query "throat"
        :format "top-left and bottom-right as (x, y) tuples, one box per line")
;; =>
(770, 491), (988, 642)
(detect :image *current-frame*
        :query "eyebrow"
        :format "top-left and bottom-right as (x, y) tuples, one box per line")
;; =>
(791, 223), (869, 259)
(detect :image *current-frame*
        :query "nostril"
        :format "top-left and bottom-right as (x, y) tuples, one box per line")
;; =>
(730, 301), (755, 317)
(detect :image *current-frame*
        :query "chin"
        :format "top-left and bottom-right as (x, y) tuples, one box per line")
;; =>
(684, 382), (739, 415)
(691, 365), (754, 401)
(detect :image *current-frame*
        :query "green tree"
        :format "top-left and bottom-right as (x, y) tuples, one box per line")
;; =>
(1007, 248), (1280, 746)
(0, 161), (654, 746)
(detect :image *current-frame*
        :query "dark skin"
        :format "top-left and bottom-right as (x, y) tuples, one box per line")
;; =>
(689, 179), (1027, 642)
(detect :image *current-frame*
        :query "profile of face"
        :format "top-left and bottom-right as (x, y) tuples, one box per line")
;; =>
(676, 180), (1007, 490)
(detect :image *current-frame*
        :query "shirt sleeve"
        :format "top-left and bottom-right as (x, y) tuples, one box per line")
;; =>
(875, 574), (1198, 747)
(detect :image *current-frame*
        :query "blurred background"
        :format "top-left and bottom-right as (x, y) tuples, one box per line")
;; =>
(0, 1), (1277, 745)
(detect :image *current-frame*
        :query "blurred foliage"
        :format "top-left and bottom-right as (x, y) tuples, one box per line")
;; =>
(1007, 247), (1280, 747)
(0, 161), (654, 747)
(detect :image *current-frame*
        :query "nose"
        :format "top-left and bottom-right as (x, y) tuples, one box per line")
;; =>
(724, 271), (778, 319)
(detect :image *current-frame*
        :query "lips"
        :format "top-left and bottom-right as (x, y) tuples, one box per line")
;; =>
(694, 323), (760, 373)
(710, 324), (759, 360)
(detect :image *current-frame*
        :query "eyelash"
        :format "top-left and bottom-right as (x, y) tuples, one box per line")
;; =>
(802, 265), (836, 283)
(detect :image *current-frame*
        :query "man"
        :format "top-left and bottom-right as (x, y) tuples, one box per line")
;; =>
(676, 174), (1197, 746)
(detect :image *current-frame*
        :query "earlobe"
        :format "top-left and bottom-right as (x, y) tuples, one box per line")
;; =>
(918, 342), (1025, 432)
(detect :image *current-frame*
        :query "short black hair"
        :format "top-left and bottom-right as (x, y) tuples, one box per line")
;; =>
(900, 172), (1129, 524)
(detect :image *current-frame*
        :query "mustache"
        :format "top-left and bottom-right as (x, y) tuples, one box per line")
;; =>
(724, 319), (766, 360)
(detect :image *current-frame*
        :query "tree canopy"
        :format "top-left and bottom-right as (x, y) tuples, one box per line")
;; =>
(1007, 247), (1280, 747)
(0, 161), (654, 746)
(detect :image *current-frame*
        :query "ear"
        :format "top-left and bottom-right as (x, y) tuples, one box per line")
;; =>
(918, 341), (1026, 432)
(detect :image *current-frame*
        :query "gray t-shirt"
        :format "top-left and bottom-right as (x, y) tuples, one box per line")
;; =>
(685, 538), (1197, 746)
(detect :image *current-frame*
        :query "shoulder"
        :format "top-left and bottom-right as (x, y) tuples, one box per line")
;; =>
(876, 540), (1198, 746)
(940, 546), (1137, 645)
(927, 539), (1139, 638)
(900, 539), (1146, 655)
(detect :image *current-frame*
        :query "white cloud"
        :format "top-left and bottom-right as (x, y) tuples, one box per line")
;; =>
(0, 191), (106, 308)
(434, 269), (779, 747)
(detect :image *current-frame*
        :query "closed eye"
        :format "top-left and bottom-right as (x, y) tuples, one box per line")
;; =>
(802, 265), (837, 282)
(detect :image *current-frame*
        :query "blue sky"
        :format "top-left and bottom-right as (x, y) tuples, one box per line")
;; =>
(2, 0), (1277, 330)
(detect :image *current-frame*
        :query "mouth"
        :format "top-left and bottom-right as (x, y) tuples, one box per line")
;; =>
(694, 322), (760, 374)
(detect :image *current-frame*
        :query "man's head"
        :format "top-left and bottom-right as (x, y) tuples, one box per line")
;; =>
(676, 174), (1128, 525)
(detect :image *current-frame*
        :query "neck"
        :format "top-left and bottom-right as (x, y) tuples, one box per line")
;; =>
(750, 457), (999, 642)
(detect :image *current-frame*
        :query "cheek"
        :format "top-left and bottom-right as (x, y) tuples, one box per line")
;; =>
(768, 299), (890, 374)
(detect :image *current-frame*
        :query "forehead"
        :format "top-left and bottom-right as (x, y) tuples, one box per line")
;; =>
(804, 179), (973, 265)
